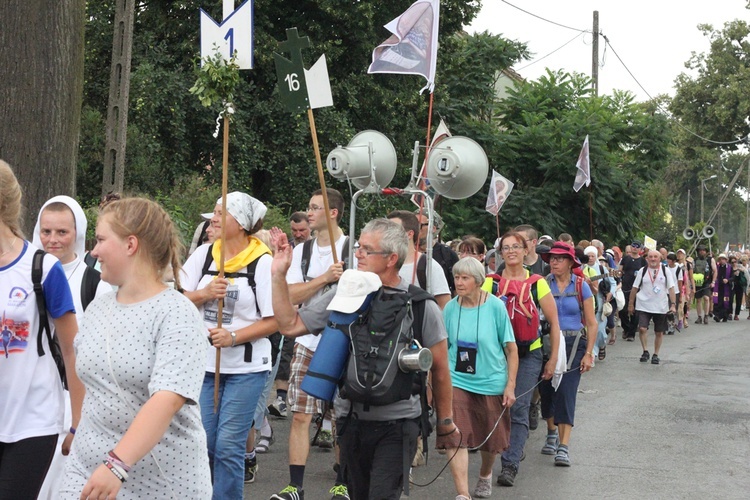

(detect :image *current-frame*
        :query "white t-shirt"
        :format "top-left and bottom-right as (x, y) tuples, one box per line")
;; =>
(61, 289), (211, 499)
(398, 255), (451, 297)
(0, 241), (74, 442)
(286, 234), (349, 351)
(181, 243), (273, 374)
(633, 265), (676, 314)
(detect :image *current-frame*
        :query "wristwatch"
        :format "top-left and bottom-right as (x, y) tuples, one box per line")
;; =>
(438, 417), (453, 426)
(230, 332), (237, 347)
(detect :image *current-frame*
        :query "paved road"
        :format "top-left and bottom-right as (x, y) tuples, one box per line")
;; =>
(245, 316), (750, 500)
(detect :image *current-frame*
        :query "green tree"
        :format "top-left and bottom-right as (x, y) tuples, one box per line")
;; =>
(437, 70), (672, 245)
(77, 0), (481, 215)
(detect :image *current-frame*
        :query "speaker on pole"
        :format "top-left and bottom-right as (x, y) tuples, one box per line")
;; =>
(426, 136), (489, 200)
(702, 225), (715, 238)
(326, 130), (397, 190)
(683, 227), (695, 240)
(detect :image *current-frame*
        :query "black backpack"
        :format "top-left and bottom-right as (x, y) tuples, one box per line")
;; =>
(300, 236), (351, 281)
(31, 250), (67, 389)
(340, 285), (434, 409)
(201, 243), (263, 363)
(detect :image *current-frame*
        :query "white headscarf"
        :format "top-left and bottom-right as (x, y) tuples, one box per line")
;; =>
(32, 195), (88, 260)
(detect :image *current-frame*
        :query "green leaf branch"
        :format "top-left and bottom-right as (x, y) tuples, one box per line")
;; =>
(189, 48), (241, 109)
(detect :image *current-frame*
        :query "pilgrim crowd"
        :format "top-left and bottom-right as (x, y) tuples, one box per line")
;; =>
(2, 158), (749, 500)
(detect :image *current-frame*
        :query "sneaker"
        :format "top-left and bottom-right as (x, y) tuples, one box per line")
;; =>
(640, 350), (650, 363)
(734, 315), (739, 321)
(528, 401), (540, 431)
(676, 320), (682, 332)
(496, 463), (518, 486)
(554, 445), (571, 466)
(329, 484), (350, 500)
(651, 354), (660, 365)
(268, 396), (288, 418)
(695, 317), (703, 325)
(541, 431), (559, 455)
(703, 316), (709, 324)
(244, 456), (257, 484)
(270, 485), (304, 500)
(473, 477), (492, 498)
(315, 429), (334, 449)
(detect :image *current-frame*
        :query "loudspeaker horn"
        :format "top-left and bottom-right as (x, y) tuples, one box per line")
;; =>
(702, 225), (715, 238)
(326, 130), (397, 190)
(426, 136), (489, 200)
(683, 227), (695, 240)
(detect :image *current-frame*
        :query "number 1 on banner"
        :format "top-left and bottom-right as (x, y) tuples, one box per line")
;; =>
(224, 28), (234, 56)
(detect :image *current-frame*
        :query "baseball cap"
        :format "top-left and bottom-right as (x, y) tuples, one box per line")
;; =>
(327, 270), (382, 313)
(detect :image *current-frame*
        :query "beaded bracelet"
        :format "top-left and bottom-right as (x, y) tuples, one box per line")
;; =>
(103, 459), (128, 482)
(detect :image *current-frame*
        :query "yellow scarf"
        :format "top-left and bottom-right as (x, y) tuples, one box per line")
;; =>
(212, 236), (271, 273)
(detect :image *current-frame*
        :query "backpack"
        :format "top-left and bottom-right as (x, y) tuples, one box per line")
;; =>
(31, 250), (67, 389)
(693, 256), (712, 285)
(300, 236), (351, 281)
(489, 274), (542, 345)
(545, 273), (585, 322)
(83, 251), (98, 269)
(201, 243), (263, 363)
(80, 265), (101, 311)
(340, 285), (435, 409)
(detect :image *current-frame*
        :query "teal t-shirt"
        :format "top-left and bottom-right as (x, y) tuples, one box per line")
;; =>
(443, 293), (515, 396)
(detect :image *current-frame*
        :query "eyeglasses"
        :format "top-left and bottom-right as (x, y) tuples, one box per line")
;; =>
(306, 205), (325, 212)
(501, 244), (524, 253)
(549, 255), (569, 262)
(353, 243), (391, 257)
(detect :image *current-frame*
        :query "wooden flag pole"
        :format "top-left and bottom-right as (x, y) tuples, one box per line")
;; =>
(214, 113), (230, 411)
(413, 92), (435, 285)
(588, 185), (594, 240)
(307, 108), (338, 264)
(496, 212), (501, 243)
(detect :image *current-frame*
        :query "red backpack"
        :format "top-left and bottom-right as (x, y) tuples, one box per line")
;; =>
(489, 274), (542, 344)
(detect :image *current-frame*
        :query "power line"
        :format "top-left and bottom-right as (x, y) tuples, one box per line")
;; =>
(501, 0), (588, 33)
(517, 32), (585, 71)
(602, 35), (746, 146)
(498, 0), (747, 147)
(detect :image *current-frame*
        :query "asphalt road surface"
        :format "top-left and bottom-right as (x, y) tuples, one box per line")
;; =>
(245, 315), (750, 500)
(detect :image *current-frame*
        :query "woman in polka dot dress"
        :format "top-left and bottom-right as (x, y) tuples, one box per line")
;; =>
(61, 198), (211, 499)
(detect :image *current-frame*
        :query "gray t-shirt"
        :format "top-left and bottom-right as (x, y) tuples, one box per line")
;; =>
(299, 278), (447, 421)
(61, 289), (212, 499)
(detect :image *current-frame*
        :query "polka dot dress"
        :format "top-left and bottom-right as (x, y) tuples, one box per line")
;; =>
(60, 289), (212, 499)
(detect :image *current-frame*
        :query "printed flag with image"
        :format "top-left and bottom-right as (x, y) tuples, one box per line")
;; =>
(485, 170), (514, 216)
(573, 135), (591, 192)
(367, 0), (440, 94)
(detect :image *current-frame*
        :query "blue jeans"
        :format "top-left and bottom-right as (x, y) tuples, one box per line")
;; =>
(501, 348), (543, 468)
(593, 308), (608, 357)
(200, 371), (269, 500)
(254, 341), (282, 430)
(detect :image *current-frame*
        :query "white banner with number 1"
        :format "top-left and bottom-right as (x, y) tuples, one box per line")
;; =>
(200, 0), (254, 69)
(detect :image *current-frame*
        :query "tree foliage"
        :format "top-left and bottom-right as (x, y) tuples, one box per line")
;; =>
(436, 69), (672, 245)
(77, 0), (481, 218)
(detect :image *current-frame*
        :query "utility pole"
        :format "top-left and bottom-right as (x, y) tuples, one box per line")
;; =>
(101, 0), (136, 198)
(686, 189), (690, 227)
(592, 11), (599, 96)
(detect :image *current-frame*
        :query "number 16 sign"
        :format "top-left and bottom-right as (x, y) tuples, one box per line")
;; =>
(200, 0), (253, 69)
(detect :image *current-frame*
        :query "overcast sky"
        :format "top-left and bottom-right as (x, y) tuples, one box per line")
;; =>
(467, 0), (749, 102)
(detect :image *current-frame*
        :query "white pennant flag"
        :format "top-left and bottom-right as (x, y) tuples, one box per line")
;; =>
(573, 135), (590, 192)
(485, 170), (514, 216)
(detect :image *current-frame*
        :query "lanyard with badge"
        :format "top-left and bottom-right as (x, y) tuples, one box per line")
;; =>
(454, 293), (485, 374)
(649, 267), (662, 294)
